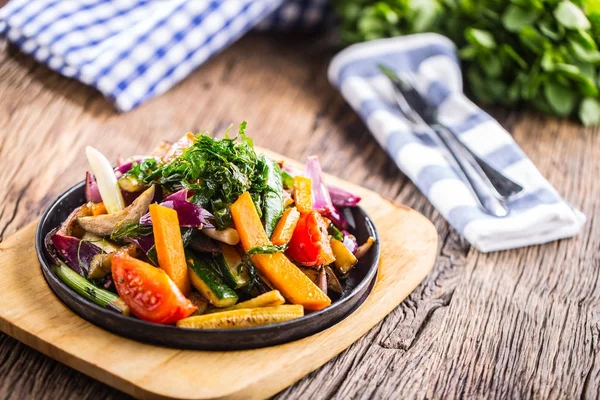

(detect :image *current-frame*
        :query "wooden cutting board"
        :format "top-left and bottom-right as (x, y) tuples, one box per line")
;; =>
(0, 164), (437, 400)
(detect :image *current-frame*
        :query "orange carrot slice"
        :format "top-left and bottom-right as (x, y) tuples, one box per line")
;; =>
(293, 176), (313, 214)
(231, 192), (331, 311)
(149, 203), (191, 295)
(270, 207), (300, 246)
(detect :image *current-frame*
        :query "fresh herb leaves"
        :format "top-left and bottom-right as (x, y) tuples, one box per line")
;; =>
(121, 158), (159, 184)
(110, 222), (153, 242)
(157, 123), (267, 203)
(211, 199), (233, 230)
(128, 123), (272, 229)
(247, 244), (287, 255)
(237, 258), (262, 293)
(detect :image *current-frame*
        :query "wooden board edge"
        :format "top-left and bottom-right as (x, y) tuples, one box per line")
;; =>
(0, 183), (439, 400)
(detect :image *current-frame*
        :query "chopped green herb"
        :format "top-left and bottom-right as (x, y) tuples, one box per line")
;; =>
(211, 198), (233, 230)
(247, 244), (287, 255)
(237, 258), (262, 293)
(127, 122), (275, 227)
(181, 227), (195, 247)
(281, 170), (294, 190)
(328, 224), (344, 241)
(120, 158), (159, 184)
(146, 245), (158, 266)
(154, 123), (268, 203)
(110, 222), (153, 242)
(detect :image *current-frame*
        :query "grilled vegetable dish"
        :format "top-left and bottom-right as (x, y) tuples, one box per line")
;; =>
(45, 123), (375, 329)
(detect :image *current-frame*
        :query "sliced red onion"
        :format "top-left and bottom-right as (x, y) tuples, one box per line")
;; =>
(304, 156), (349, 229)
(87, 158), (161, 205)
(342, 230), (359, 254)
(285, 159), (361, 207)
(164, 189), (189, 202)
(325, 207), (349, 230)
(85, 172), (102, 203)
(140, 200), (214, 228)
(305, 155), (333, 212)
(285, 158), (358, 229)
(51, 233), (103, 276)
(327, 184), (361, 207)
(114, 160), (136, 175)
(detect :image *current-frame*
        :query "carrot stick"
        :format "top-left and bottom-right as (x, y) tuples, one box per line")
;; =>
(231, 192), (331, 310)
(90, 202), (107, 216)
(149, 203), (191, 295)
(271, 207), (300, 246)
(293, 176), (313, 213)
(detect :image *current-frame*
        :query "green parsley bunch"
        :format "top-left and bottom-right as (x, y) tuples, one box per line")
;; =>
(334, 0), (600, 125)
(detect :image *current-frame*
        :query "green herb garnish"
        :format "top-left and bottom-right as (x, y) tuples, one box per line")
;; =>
(120, 158), (159, 184)
(156, 122), (268, 204)
(211, 199), (233, 230)
(237, 258), (262, 293)
(247, 244), (287, 255)
(146, 245), (158, 266)
(281, 170), (294, 190)
(128, 122), (273, 230)
(110, 222), (153, 242)
(328, 224), (344, 241)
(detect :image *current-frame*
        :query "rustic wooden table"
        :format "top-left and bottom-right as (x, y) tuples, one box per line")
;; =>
(0, 31), (598, 399)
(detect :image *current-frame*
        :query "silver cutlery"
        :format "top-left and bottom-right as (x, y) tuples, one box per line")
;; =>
(378, 64), (523, 217)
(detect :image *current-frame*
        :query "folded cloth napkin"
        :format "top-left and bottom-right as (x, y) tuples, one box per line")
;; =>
(0, 0), (329, 112)
(328, 33), (586, 252)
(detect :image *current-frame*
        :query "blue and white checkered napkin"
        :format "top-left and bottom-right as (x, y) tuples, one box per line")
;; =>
(0, 0), (329, 112)
(329, 34), (586, 252)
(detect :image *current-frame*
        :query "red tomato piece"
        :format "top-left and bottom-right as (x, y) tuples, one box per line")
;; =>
(286, 211), (336, 267)
(112, 253), (196, 324)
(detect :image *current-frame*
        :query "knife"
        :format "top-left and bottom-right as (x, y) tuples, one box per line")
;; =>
(378, 64), (522, 217)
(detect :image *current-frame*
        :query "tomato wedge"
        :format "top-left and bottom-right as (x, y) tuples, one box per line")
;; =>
(286, 211), (335, 267)
(112, 253), (196, 324)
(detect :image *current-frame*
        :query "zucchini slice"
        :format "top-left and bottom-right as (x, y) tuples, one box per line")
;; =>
(261, 156), (284, 238)
(176, 305), (304, 329)
(206, 290), (285, 313)
(214, 243), (249, 289)
(186, 251), (238, 308)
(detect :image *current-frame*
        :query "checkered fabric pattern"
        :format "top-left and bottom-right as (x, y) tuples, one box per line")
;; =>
(0, 0), (331, 112)
(258, 0), (331, 30)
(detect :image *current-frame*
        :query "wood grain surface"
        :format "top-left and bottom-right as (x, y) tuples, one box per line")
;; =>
(0, 29), (599, 399)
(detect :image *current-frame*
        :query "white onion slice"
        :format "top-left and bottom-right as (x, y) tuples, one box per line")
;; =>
(85, 146), (125, 213)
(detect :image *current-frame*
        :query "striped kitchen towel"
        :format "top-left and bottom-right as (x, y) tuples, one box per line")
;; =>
(0, 0), (329, 112)
(328, 33), (586, 252)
